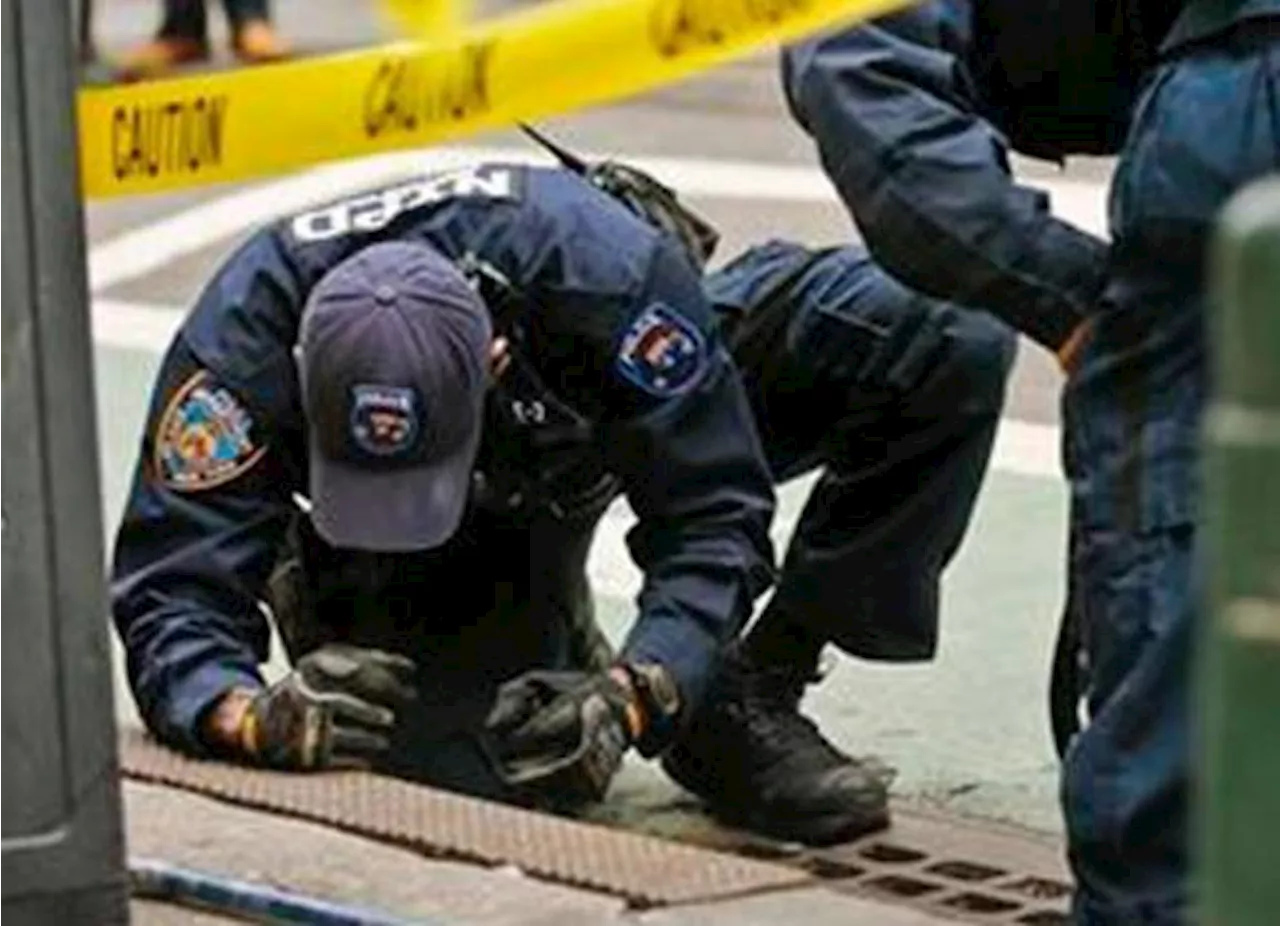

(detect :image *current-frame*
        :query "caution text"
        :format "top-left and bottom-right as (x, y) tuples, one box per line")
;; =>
(364, 42), (494, 138)
(112, 96), (229, 181)
(649, 0), (810, 58)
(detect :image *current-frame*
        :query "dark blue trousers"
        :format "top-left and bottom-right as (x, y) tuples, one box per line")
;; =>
(159, 0), (270, 39)
(1061, 23), (1279, 924)
(707, 240), (1016, 662)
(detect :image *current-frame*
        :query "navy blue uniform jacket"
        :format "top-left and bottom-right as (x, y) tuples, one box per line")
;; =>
(111, 162), (778, 754)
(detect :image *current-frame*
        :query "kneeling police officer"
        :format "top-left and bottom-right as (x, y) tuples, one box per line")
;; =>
(112, 155), (779, 809)
(113, 151), (1012, 823)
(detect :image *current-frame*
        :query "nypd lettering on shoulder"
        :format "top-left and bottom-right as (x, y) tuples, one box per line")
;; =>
(288, 164), (522, 243)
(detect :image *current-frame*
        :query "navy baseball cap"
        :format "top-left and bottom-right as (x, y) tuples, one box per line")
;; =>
(297, 241), (492, 551)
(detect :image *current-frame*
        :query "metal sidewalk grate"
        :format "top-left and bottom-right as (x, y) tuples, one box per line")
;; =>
(700, 808), (1073, 924)
(117, 729), (813, 909)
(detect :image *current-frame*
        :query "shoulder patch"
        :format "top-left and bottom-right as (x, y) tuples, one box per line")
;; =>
(615, 304), (707, 398)
(287, 164), (525, 244)
(154, 370), (267, 492)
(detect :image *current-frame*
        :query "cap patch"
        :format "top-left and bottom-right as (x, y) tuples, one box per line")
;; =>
(155, 370), (266, 492)
(615, 304), (706, 398)
(350, 385), (421, 457)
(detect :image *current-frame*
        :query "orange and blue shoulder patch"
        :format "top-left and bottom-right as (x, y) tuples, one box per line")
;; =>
(154, 370), (267, 492)
(615, 304), (706, 398)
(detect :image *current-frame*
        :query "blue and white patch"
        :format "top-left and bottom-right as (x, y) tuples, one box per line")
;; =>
(350, 385), (421, 457)
(155, 370), (266, 492)
(615, 304), (707, 398)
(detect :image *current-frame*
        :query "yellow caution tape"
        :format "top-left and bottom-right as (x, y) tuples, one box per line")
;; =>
(78, 0), (915, 200)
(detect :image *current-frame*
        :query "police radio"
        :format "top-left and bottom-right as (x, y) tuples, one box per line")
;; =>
(518, 123), (721, 270)
(453, 250), (622, 523)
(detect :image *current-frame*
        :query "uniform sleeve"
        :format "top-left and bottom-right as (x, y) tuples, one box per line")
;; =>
(781, 3), (1107, 350)
(110, 248), (302, 757)
(595, 242), (778, 718)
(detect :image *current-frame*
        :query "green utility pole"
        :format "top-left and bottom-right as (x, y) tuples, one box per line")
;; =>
(1198, 175), (1280, 926)
(2, 0), (130, 921)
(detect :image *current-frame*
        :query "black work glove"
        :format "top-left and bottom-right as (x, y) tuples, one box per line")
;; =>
(240, 644), (417, 771)
(482, 669), (639, 809)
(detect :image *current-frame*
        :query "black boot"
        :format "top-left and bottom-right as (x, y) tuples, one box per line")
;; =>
(662, 646), (892, 846)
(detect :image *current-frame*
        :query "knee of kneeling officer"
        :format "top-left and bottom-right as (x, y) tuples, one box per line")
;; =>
(919, 310), (1017, 419)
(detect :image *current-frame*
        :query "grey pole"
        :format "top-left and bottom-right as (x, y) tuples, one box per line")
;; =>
(2, 0), (131, 922)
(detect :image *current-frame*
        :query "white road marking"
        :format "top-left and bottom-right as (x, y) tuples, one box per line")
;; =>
(88, 143), (1109, 292)
(93, 298), (187, 351)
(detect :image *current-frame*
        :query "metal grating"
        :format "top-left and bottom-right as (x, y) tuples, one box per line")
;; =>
(663, 809), (1074, 925)
(817, 825), (1071, 923)
(117, 730), (812, 909)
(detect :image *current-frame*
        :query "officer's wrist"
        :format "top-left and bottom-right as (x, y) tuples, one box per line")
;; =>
(611, 662), (682, 756)
(607, 666), (646, 741)
(203, 686), (261, 757)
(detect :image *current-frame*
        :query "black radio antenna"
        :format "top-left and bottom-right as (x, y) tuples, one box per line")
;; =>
(518, 123), (591, 175)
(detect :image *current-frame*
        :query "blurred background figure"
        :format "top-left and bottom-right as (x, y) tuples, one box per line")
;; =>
(116, 0), (289, 80)
(78, 0), (97, 63)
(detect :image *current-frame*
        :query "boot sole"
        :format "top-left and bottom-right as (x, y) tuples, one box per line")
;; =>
(683, 793), (891, 848)
(663, 755), (890, 848)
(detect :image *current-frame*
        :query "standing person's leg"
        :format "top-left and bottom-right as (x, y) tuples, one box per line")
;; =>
(222, 0), (289, 64)
(156, 0), (207, 41)
(665, 240), (1015, 844)
(1061, 25), (1279, 923)
(116, 0), (210, 80)
(1049, 522), (1088, 759)
(78, 0), (97, 64)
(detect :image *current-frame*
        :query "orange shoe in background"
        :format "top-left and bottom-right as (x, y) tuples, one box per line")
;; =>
(115, 36), (209, 81)
(231, 20), (290, 64)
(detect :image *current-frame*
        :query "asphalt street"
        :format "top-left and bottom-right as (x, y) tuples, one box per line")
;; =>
(83, 0), (1113, 838)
